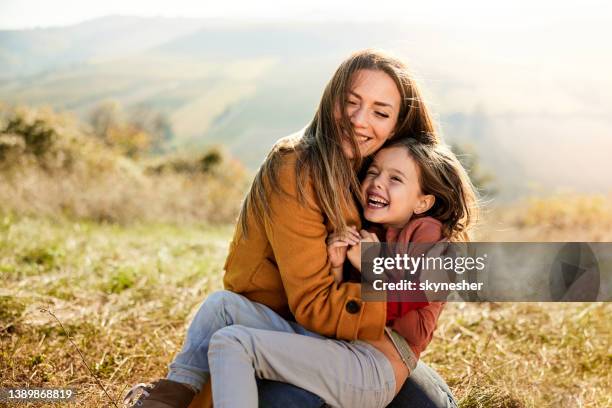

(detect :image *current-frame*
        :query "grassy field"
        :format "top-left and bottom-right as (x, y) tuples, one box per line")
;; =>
(1, 207), (611, 407)
(0, 216), (230, 407)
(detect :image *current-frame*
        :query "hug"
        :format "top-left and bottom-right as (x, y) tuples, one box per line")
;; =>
(125, 49), (477, 408)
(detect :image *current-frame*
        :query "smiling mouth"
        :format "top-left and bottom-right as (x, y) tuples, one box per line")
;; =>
(367, 194), (389, 208)
(356, 133), (371, 144)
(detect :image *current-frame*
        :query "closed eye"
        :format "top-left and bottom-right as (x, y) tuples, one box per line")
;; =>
(375, 111), (390, 118)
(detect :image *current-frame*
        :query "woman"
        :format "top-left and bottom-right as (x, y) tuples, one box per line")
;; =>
(127, 49), (457, 408)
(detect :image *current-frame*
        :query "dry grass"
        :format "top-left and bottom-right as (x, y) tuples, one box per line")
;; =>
(1, 216), (230, 407)
(476, 193), (612, 242)
(0, 105), (250, 225)
(429, 302), (610, 408)
(1, 110), (611, 408)
(0, 165), (247, 225)
(1, 203), (610, 407)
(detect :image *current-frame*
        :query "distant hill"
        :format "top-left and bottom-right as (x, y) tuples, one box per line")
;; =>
(0, 15), (208, 79)
(1, 16), (611, 199)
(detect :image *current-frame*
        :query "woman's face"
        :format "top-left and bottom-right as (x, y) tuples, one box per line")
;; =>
(338, 69), (401, 159)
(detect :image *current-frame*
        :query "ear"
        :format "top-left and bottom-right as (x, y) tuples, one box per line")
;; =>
(414, 194), (435, 215)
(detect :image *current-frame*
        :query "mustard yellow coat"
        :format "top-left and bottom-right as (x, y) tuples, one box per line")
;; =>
(189, 150), (386, 407)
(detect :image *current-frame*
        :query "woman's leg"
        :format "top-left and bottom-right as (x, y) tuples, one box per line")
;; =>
(255, 359), (458, 408)
(257, 379), (326, 408)
(208, 325), (396, 408)
(386, 361), (458, 408)
(167, 290), (320, 392)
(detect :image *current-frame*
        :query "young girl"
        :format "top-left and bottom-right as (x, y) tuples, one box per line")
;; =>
(205, 138), (477, 408)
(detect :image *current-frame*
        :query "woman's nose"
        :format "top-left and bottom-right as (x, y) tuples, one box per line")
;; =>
(350, 106), (367, 128)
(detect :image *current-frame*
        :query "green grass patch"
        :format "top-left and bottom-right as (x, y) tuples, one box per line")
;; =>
(104, 267), (137, 294)
(0, 296), (25, 323)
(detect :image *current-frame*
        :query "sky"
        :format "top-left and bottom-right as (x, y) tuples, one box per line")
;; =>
(0, 0), (609, 30)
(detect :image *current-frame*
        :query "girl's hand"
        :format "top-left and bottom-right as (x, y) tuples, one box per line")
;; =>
(327, 226), (360, 283)
(347, 229), (380, 272)
(326, 226), (360, 267)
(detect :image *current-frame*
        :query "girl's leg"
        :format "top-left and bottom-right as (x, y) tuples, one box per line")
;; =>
(208, 325), (397, 408)
(167, 290), (321, 391)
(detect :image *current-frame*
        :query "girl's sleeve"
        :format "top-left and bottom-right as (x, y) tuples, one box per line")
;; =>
(390, 217), (446, 354)
(388, 218), (444, 320)
(264, 159), (386, 341)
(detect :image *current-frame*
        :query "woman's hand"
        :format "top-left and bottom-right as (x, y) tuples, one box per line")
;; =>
(326, 227), (360, 283)
(346, 229), (380, 272)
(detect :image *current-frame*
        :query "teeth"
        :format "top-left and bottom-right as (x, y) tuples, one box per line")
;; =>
(369, 195), (388, 204)
(358, 136), (368, 143)
(368, 194), (388, 207)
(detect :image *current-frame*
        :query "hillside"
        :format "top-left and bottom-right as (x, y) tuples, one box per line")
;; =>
(1, 16), (611, 199)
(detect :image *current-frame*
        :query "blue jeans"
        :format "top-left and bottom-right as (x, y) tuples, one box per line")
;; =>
(258, 379), (326, 407)
(168, 290), (457, 407)
(168, 290), (324, 390)
(257, 360), (457, 408)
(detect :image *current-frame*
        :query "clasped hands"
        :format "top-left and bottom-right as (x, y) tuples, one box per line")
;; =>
(326, 226), (380, 283)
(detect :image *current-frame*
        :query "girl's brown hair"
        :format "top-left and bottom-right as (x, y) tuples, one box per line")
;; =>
(239, 49), (440, 237)
(381, 138), (479, 241)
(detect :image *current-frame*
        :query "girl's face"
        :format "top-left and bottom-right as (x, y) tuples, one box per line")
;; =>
(360, 146), (434, 229)
(337, 69), (401, 159)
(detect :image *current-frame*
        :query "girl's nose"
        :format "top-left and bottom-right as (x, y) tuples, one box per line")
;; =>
(374, 174), (385, 189)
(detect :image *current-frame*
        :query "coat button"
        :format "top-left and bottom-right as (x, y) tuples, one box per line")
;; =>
(346, 300), (361, 314)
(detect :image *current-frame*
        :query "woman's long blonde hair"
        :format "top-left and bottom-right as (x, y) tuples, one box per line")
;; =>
(239, 49), (440, 237)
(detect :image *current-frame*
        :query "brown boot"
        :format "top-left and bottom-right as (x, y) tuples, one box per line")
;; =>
(123, 379), (195, 408)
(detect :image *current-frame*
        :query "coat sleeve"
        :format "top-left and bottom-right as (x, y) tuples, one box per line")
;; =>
(263, 159), (386, 341)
